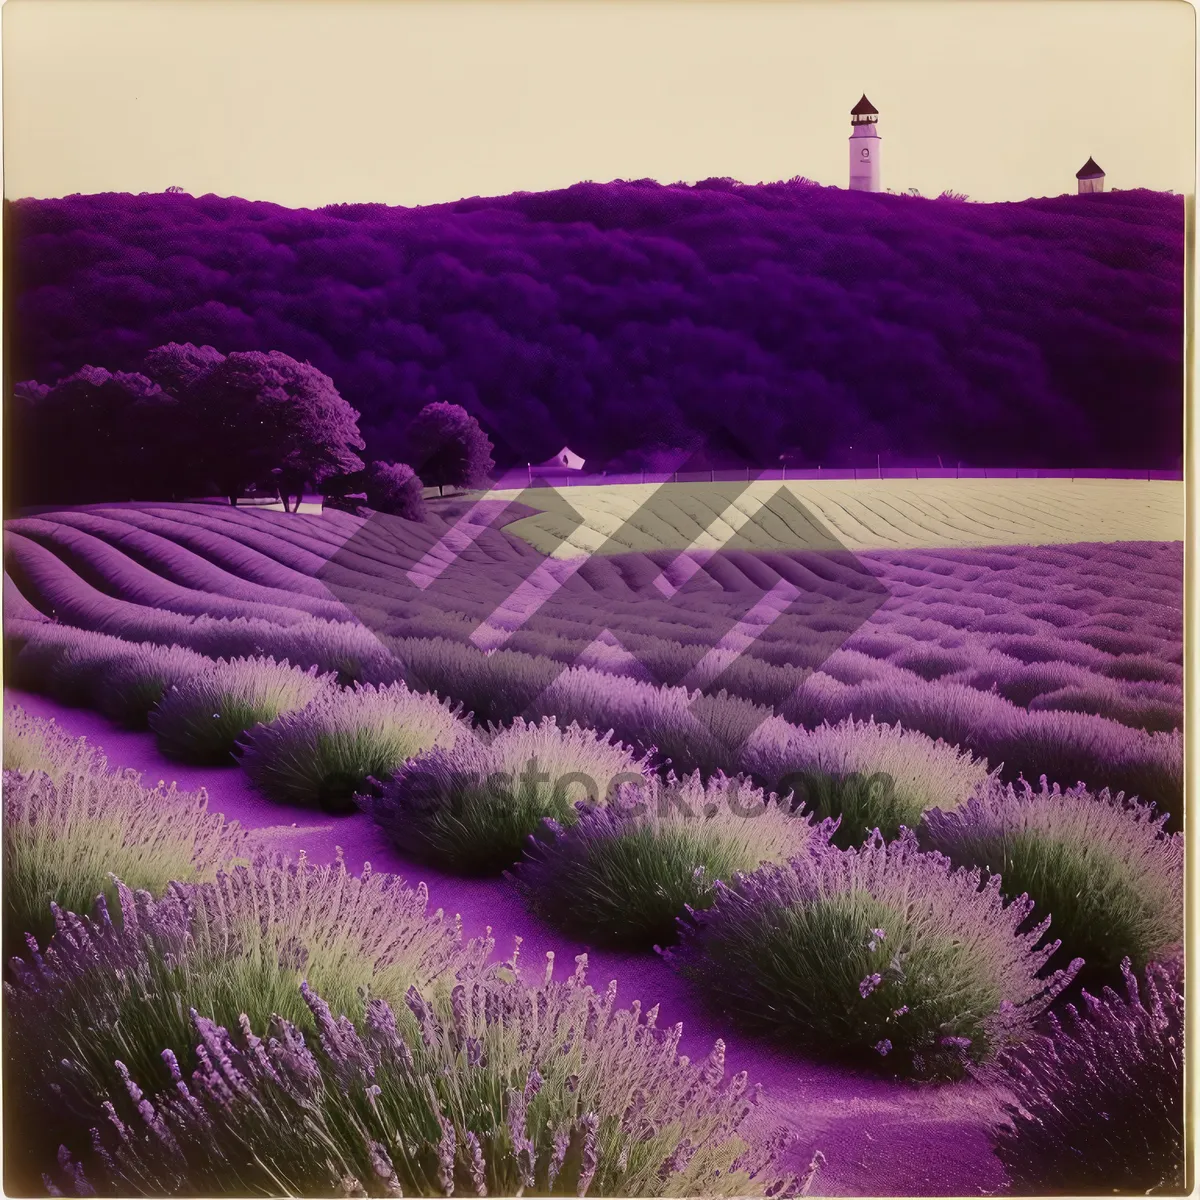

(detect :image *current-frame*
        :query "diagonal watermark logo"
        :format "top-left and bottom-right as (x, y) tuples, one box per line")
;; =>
(318, 435), (889, 767)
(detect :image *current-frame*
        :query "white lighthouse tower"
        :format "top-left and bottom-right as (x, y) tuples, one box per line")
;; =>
(849, 94), (881, 192)
(1076, 157), (1105, 194)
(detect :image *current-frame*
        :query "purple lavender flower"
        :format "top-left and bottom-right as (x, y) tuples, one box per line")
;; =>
(858, 973), (883, 999)
(238, 680), (467, 812)
(38, 963), (797, 1198)
(3, 745), (246, 951)
(984, 956), (1183, 1193)
(920, 776), (1183, 980)
(874, 1040), (892, 1057)
(509, 770), (813, 948)
(663, 828), (1081, 1078)
(149, 655), (334, 764)
(359, 716), (654, 874)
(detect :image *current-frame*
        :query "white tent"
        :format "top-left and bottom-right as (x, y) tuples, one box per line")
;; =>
(534, 446), (585, 471)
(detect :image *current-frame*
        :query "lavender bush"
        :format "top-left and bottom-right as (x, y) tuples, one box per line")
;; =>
(148, 655), (334, 763)
(985, 957), (1184, 1193)
(93, 642), (211, 728)
(6, 854), (495, 1177)
(740, 716), (994, 847)
(3, 761), (246, 953)
(509, 772), (815, 948)
(358, 716), (655, 874)
(4, 704), (108, 781)
(663, 829), (1082, 1078)
(238, 680), (469, 812)
(919, 779), (1183, 981)
(45, 956), (805, 1198)
(9, 626), (130, 695)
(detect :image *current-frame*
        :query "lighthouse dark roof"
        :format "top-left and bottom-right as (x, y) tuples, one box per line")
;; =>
(1076, 156), (1105, 179)
(851, 94), (878, 116)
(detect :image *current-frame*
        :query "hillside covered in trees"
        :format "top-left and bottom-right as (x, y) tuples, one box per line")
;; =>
(5, 179), (1184, 471)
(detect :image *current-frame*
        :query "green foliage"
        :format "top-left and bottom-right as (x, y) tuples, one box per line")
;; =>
(93, 642), (210, 727)
(7, 855), (495, 1174)
(665, 831), (1079, 1079)
(920, 780), (1183, 982)
(46, 961), (805, 1199)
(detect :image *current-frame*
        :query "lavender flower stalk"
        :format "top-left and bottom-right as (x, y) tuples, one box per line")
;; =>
(984, 957), (1183, 1193)
(3, 755), (246, 953)
(663, 828), (1082, 1078)
(508, 771), (815, 947)
(740, 716), (994, 846)
(93, 642), (210, 728)
(6, 852), (494, 1156)
(45, 958), (801, 1198)
(4, 704), (108, 781)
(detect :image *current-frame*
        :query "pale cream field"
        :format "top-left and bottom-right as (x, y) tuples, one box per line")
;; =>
(491, 478), (1184, 558)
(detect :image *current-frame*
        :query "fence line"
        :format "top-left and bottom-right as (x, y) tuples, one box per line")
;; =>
(490, 466), (1183, 488)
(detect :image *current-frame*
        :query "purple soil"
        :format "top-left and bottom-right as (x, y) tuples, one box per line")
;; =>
(7, 687), (1011, 1197)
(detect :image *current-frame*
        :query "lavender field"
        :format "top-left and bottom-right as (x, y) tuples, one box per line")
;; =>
(2, 481), (1185, 1196)
(1, 134), (1187, 1198)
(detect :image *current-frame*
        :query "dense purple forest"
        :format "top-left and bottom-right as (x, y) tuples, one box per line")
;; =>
(5, 179), (1184, 473)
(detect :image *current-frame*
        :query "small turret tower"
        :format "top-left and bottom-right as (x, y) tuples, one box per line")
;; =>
(849, 94), (881, 192)
(1076, 157), (1105, 194)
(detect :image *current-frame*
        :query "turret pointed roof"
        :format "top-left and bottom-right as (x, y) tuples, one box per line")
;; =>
(1076, 156), (1105, 179)
(851, 94), (879, 116)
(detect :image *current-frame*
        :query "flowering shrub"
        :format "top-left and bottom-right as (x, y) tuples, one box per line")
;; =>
(93, 642), (211, 727)
(919, 779), (1182, 980)
(4, 705), (107, 780)
(663, 830), (1081, 1079)
(510, 772), (815, 948)
(6, 854), (495, 1174)
(3, 762), (246, 953)
(238, 681), (469, 811)
(741, 717), (993, 846)
(358, 717), (655, 874)
(9, 626), (130, 695)
(45, 957), (805, 1198)
(148, 656), (333, 763)
(986, 957), (1183, 1193)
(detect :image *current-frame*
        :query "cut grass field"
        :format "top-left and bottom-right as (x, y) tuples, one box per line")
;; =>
(489, 478), (1184, 557)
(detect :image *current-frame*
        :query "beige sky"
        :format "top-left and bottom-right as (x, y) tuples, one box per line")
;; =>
(3, 0), (1195, 209)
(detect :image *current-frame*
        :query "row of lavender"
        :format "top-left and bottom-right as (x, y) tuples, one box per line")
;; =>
(4, 509), (1182, 810)
(4, 582), (1182, 832)
(6, 615), (1184, 1046)
(6, 509), (1183, 739)
(4, 707), (1184, 1195)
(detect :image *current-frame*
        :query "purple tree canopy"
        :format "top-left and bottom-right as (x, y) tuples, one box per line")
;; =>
(365, 459), (427, 520)
(142, 341), (226, 396)
(402, 401), (496, 491)
(5, 182), (1184, 471)
(16, 366), (180, 504)
(182, 349), (366, 504)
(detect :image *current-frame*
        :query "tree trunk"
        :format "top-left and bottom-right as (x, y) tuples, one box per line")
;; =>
(229, 494), (238, 507)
